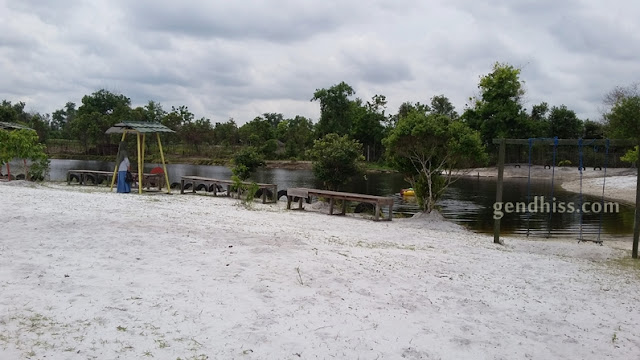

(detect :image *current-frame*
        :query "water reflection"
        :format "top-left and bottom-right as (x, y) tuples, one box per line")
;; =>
(44, 159), (633, 238)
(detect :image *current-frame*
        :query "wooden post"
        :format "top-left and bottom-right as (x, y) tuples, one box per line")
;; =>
(110, 131), (127, 191)
(375, 203), (381, 221)
(493, 139), (506, 244)
(329, 198), (335, 215)
(287, 196), (292, 209)
(156, 133), (171, 194)
(633, 143), (640, 258)
(136, 132), (143, 194)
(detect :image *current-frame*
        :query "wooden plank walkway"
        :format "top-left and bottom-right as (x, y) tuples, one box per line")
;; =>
(286, 187), (394, 221)
(180, 175), (277, 204)
(67, 169), (162, 190)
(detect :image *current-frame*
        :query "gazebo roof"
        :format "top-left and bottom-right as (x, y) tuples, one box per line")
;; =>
(105, 121), (175, 134)
(0, 121), (34, 131)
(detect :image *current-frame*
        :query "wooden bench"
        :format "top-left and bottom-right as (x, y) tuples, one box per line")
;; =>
(180, 175), (277, 204)
(286, 187), (394, 221)
(67, 170), (114, 186)
(67, 170), (162, 190)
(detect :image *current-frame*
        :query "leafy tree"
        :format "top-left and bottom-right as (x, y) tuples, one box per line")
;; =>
(213, 119), (239, 146)
(462, 62), (531, 145)
(0, 129), (49, 181)
(430, 95), (458, 118)
(25, 113), (52, 143)
(232, 146), (265, 181)
(388, 101), (430, 131)
(276, 115), (314, 159)
(307, 133), (364, 191)
(69, 89), (132, 152)
(583, 119), (604, 139)
(605, 95), (640, 165)
(311, 81), (356, 137)
(180, 117), (215, 152)
(160, 105), (196, 146)
(351, 95), (386, 161)
(605, 95), (640, 140)
(51, 102), (76, 139)
(262, 112), (284, 127)
(529, 102), (550, 137)
(548, 105), (583, 138)
(384, 110), (487, 213)
(144, 100), (166, 123)
(239, 116), (276, 147)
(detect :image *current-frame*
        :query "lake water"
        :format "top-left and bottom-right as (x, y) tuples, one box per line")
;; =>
(27, 159), (635, 239)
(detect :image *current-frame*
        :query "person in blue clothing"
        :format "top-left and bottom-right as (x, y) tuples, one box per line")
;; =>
(116, 143), (131, 193)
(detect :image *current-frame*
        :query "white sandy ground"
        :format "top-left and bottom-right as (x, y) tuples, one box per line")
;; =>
(1, 181), (640, 360)
(562, 176), (637, 205)
(462, 166), (638, 205)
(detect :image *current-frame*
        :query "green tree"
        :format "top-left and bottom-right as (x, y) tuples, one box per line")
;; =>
(384, 110), (487, 213)
(180, 117), (215, 152)
(51, 102), (76, 139)
(276, 115), (314, 159)
(238, 116), (276, 147)
(548, 105), (583, 138)
(232, 146), (265, 181)
(0, 129), (49, 181)
(605, 96), (640, 140)
(351, 95), (386, 161)
(583, 119), (604, 139)
(462, 62), (531, 145)
(311, 81), (356, 137)
(307, 133), (364, 191)
(144, 100), (166, 123)
(69, 89), (132, 152)
(25, 113), (51, 143)
(529, 102), (550, 137)
(213, 119), (239, 146)
(430, 95), (458, 118)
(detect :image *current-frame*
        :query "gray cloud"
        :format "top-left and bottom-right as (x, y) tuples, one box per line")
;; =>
(1, 0), (639, 125)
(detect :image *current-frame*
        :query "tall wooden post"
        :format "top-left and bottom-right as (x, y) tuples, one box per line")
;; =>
(157, 133), (171, 194)
(633, 143), (640, 258)
(493, 139), (506, 244)
(136, 132), (143, 194)
(110, 131), (127, 191)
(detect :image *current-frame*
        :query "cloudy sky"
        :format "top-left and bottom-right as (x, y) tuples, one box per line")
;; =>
(1, 0), (638, 124)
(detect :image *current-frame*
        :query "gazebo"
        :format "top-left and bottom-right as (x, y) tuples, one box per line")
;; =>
(0, 121), (34, 130)
(105, 121), (175, 194)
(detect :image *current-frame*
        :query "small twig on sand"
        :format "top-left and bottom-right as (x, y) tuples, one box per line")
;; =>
(295, 267), (304, 286)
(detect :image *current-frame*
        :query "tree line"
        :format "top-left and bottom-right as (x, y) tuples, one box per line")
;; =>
(2, 62), (638, 212)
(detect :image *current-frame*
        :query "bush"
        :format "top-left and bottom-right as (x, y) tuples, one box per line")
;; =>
(232, 146), (265, 181)
(558, 160), (572, 167)
(307, 133), (364, 191)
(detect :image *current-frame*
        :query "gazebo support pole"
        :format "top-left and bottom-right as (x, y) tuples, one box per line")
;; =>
(110, 131), (127, 191)
(157, 133), (171, 194)
(141, 133), (146, 185)
(137, 132), (143, 194)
